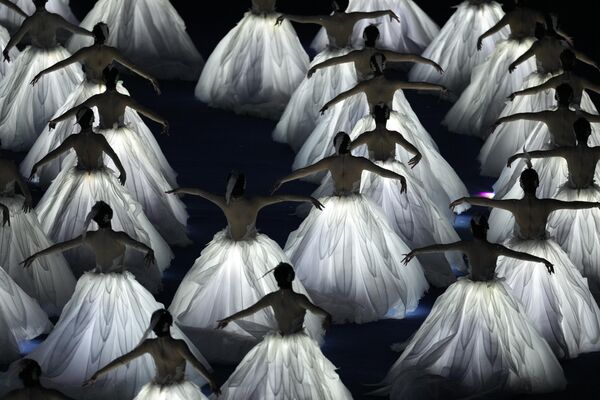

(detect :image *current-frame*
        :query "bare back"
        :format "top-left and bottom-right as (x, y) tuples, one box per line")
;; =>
(79, 45), (121, 82)
(83, 229), (127, 272)
(461, 241), (505, 282)
(326, 154), (372, 195)
(68, 133), (107, 170)
(359, 128), (398, 161)
(91, 92), (129, 128)
(0, 159), (19, 195)
(562, 147), (600, 189)
(252, 0), (276, 13)
(534, 37), (566, 73)
(552, 73), (586, 105)
(542, 109), (579, 147)
(505, 198), (555, 239)
(506, 8), (542, 39)
(22, 12), (63, 48)
(321, 13), (364, 48)
(142, 338), (189, 384)
(266, 290), (310, 335)
(219, 197), (269, 241)
(359, 76), (397, 110)
(349, 48), (380, 80)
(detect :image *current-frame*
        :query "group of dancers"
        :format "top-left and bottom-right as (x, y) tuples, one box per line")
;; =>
(1, 0), (600, 399)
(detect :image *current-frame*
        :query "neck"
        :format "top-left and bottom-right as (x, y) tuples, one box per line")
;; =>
(365, 41), (376, 48)
(374, 121), (387, 129)
(522, 191), (537, 199)
(558, 103), (570, 109)
(98, 224), (112, 230)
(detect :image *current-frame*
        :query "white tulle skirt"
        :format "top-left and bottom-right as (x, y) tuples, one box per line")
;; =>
(378, 278), (566, 399)
(311, 0), (438, 54)
(0, 0), (77, 33)
(0, 195), (75, 317)
(496, 237), (600, 359)
(284, 195), (428, 323)
(20, 271), (209, 400)
(196, 12), (308, 120)
(216, 332), (352, 400)
(0, 46), (82, 151)
(67, 0), (202, 80)
(0, 267), (52, 364)
(272, 47), (356, 152)
(35, 166), (173, 292)
(409, 1), (510, 95)
(0, 25), (19, 78)
(443, 38), (536, 138)
(169, 230), (323, 364)
(134, 380), (208, 400)
(547, 185), (600, 296)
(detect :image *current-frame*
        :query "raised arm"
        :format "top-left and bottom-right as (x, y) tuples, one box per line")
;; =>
(348, 10), (399, 23)
(450, 197), (515, 213)
(272, 159), (332, 192)
(508, 43), (538, 73)
(507, 148), (567, 168)
(111, 49), (160, 93)
(383, 51), (444, 73)
(54, 15), (93, 38)
(361, 158), (407, 192)
(579, 111), (600, 124)
(308, 52), (358, 78)
(320, 84), (366, 114)
(22, 236), (84, 269)
(397, 81), (447, 94)
(217, 294), (274, 328)
(84, 342), (150, 386)
(123, 97), (168, 134)
(0, 0), (27, 18)
(572, 49), (600, 71)
(100, 137), (127, 185)
(297, 294), (332, 329)
(3, 18), (32, 60)
(498, 245), (554, 273)
(477, 15), (509, 50)
(115, 232), (155, 266)
(256, 195), (324, 211)
(402, 242), (466, 264)
(175, 341), (219, 394)
(165, 187), (226, 209)
(31, 50), (87, 85)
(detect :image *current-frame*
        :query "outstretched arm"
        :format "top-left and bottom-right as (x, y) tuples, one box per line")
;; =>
(55, 15), (93, 37)
(391, 131), (422, 168)
(506, 148), (566, 168)
(31, 50), (87, 85)
(124, 98), (168, 134)
(348, 10), (399, 23)
(115, 232), (155, 266)
(402, 242), (466, 264)
(3, 19), (32, 60)
(217, 294), (273, 328)
(256, 195), (324, 211)
(398, 81), (447, 94)
(510, 76), (559, 100)
(22, 236), (84, 269)
(477, 15), (509, 50)
(31, 139), (74, 176)
(0, 0), (27, 18)
(84, 342), (150, 386)
(297, 294), (332, 329)
(498, 245), (554, 273)
(383, 51), (444, 73)
(308, 52), (358, 77)
(579, 111), (600, 124)
(320, 85), (365, 114)
(572, 49), (600, 71)
(508, 43), (538, 73)
(165, 188), (225, 209)
(450, 197), (515, 212)
(176, 341), (220, 394)
(492, 111), (548, 129)
(276, 14), (326, 26)
(50, 96), (99, 126)
(272, 159), (332, 192)
(100, 137), (127, 185)
(111, 49), (160, 93)
(581, 78), (600, 96)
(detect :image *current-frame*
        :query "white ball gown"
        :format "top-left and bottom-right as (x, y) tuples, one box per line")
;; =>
(285, 193), (429, 323)
(67, 0), (203, 80)
(133, 375), (208, 400)
(311, 0), (439, 54)
(0, 24), (19, 78)
(378, 277), (566, 399)
(409, 1), (510, 94)
(0, 0), (77, 33)
(169, 227), (324, 363)
(195, 3), (309, 119)
(0, 194), (76, 317)
(0, 267), (52, 364)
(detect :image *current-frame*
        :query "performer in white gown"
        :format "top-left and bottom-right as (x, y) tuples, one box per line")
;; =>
(167, 172), (324, 364)
(17, 202), (210, 400)
(276, 133), (428, 324)
(0, 0), (77, 33)
(453, 167), (600, 359)
(84, 310), (220, 400)
(0, 147), (75, 317)
(0, 0), (90, 151)
(507, 119), (600, 296)
(0, 1), (22, 77)
(311, 0), (439, 55)
(31, 107), (172, 292)
(272, 4), (399, 150)
(491, 84), (600, 200)
(443, 0), (545, 138)
(376, 217), (565, 400)
(196, 0), (309, 120)
(1, 360), (75, 400)
(67, 0), (203, 80)
(215, 262), (353, 400)
(23, 22), (162, 188)
(409, 0), (510, 95)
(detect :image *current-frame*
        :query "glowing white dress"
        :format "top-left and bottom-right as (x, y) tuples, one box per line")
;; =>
(379, 277), (566, 399)
(35, 165), (173, 292)
(311, 0), (439, 54)
(67, 0), (203, 80)
(215, 332), (352, 400)
(409, 1), (510, 94)
(0, 194), (75, 317)
(0, 45), (82, 151)
(443, 37), (536, 138)
(195, 10), (309, 119)
(134, 375), (208, 400)
(0, 0), (77, 33)
(285, 192), (428, 323)
(169, 227), (323, 364)
(0, 25), (19, 78)
(0, 267), (52, 364)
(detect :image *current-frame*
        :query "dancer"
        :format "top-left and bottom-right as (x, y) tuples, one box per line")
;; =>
(31, 107), (172, 291)
(0, 22), (18, 77)
(443, 0), (545, 138)
(311, 0), (439, 55)
(34, 67), (189, 245)
(196, 0), (309, 119)
(272, 4), (398, 150)
(67, 0), (203, 80)
(276, 133), (429, 323)
(18, 201), (209, 400)
(0, 0), (77, 34)
(0, 0), (91, 151)
(167, 172), (325, 363)
(377, 217), (565, 399)
(452, 167), (600, 359)
(84, 309), (219, 400)
(216, 262), (353, 400)
(507, 119), (600, 296)
(0, 143), (75, 316)
(2, 360), (75, 399)
(409, 0), (510, 94)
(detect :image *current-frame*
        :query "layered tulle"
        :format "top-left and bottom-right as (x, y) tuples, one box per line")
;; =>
(0, 25), (19, 78)
(134, 380), (208, 400)
(284, 195), (428, 323)
(409, 1), (510, 94)
(443, 38), (536, 138)
(215, 332), (352, 400)
(0, 0), (78, 33)
(35, 166), (173, 292)
(17, 271), (210, 400)
(196, 12), (308, 119)
(378, 278), (566, 399)
(0, 267), (52, 364)
(67, 0), (203, 80)
(496, 238), (600, 359)
(272, 48), (356, 152)
(169, 230), (323, 364)
(0, 195), (75, 317)
(0, 46), (82, 151)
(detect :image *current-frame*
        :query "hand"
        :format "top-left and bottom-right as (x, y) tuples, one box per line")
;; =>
(440, 87), (450, 97)
(144, 250), (156, 267)
(388, 10), (400, 22)
(449, 197), (466, 211)
(151, 78), (161, 95)
(508, 63), (516, 74)
(275, 15), (285, 26)
(401, 251), (415, 265)
(216, 318), (230, 329)
(399, 176), (407, 194)
(544, 261), (555, 274)
(22, 197), (33, 213)
(319, 105), (329, 115)
(165, 188), (180, 195)
(506, 155), (518, 168)
(3, 49), (10, 62)
(31, 73), (42, 86)
(490, 120), (501, 130)
(49, 120), (57, 130)
(210, 381), (221, 396)
(161, 122), (170, 136)
(1, 207), (10, 227)
(311, 197), (325, 210)
(507, 92), (516, 102)
(21, 256), (36, 269)
(118, 173), (126, 186)
(322, 314), (332, 330)
(476, 38), (483, 51)
(408, 153), (422, 169)
(271, 180), (283, 194)
(29, 164), (39, 181)
(83, 373), (99, 387)
(307, 67), (316, 79)
(434, 64), (444, 74)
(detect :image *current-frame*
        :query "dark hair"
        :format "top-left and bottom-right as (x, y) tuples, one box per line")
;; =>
(534, 22), (547, 40)
(555, 83), (573, 106)
(560, 49), (576, 71)
(470, 216), (489, 239)
(363, 25), (380, 46)
(370, 53), (386, 74)
(92, 23), (109, 43)
(373, 103), (391, 124)
(227, 172), (246, 198)
(520, 167), (540, 193)
(92, 201), (113, 228)
(334, 132), (351, 154)
(18, 360), (42, 388)
(76, 107), (95, 128)
(273, 263), (295, 289)
(102, 66), (119, 90)
(150, 309), (173, 337)
(33, 0), (48, 7)
(574, 117), (592, 143)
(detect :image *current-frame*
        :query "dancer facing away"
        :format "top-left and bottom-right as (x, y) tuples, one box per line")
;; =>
(2, 359), (74, 400)
(275, 132), (428, 324)
(215, 262), (353, 400)
(377, 216), (565, 399)
(84, 309), (220, 400)
(452, 167), (600, 359)
(167, 172), (325, 363)
(0, 0), (77, 34)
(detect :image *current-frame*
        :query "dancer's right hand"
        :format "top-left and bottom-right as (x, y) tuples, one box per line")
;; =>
(449, 197), (466, 211)
(22, 197), (33, 213)
(408, 153), (422, 169)
(49, 121), (57, 130)
(319, 105), (329, 115)
(544, 261), (555, 274)
(311, 197), (325, 210)
(31, 73), (42, 86)
(1, 206), (9, 227)
(144, 250), (156, 267)
(307, 67), (316, 79)
(476, 38), (483, 51)
(506, 155), (518, 168)
(2, 50), (10, 62)
(217, 318), (230, 329)
(401, 252), (415, 265)
(21, 256), (35, 270)
(507, 93), (516, 101)
(118, 172), (126, 186)
(275, 15), (285, 26)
